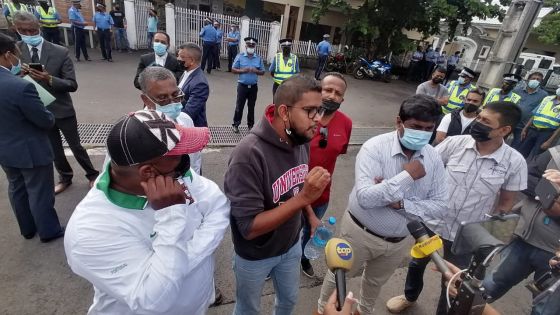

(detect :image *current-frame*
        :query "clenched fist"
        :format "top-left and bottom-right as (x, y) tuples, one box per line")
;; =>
(299, 167), (331, 204)
(403, 160), (426, 180)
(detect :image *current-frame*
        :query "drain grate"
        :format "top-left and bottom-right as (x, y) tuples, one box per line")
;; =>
(63, 124), (392, 147)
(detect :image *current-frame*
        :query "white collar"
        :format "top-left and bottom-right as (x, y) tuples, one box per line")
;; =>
(27, 39), (45, 58)
(154, 52), (168, 66)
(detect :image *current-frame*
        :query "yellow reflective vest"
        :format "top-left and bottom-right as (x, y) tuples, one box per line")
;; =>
(273, 52), (298, 85)
(483, 87), (521, 106)
(532, 96), (560, 129)
(443, 80), (476, 114)
(4, 1), (29, 22)
(36, 6), (59, 28)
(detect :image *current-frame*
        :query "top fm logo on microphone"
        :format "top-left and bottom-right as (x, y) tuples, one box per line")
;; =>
(336, 243), (352, 260)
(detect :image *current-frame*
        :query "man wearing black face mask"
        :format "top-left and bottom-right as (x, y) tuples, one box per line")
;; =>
(434, 89), (485, 145)
(416, 66), (449, 107)
(270, 38), (300, 96)
(225, 75), (331, 315)
(483, 73), (522, 106)
(387, 101), (527, 315)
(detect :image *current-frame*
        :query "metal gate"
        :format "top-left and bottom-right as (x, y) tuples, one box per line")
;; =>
(133, 0), (153, 50)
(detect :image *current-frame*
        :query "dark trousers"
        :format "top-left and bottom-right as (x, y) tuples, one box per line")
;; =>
(48, 115), (99, 184)
(272, 82), (280, 97)
(213, 44), (221, 69)
(444, 65), (456, 84)
(201, 41), (215, 73)
(233, 83), (258, 127)
(406, 61), (421, 82)
(423, 61), (435, 80)
(315, 55), (328, 80)
(519, 127), (555, 160)
(42, 27), (61, 45)
(227, 45), (238, 71)
(404, 228), (471, 315)
(97, 29), (112, 60)
(73, 26), (89, 60)
(1, 164), (62, 239)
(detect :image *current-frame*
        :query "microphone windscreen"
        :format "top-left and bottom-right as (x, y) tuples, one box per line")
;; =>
(407, 220), (427, 240)
(325, 238), (354, 271)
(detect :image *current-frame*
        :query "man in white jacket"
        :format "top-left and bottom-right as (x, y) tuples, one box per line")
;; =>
(64, 109), (230, 315)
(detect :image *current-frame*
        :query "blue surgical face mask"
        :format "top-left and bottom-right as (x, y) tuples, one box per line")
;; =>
(20, 33), (43, 47)
(457, 76), (466, 85)
(156, 102), (183, 120)
(528, 79), (540, 89)
(8, 53), (21, 75)
(153, 42), (167, 56)
(399, 125), (432, 151)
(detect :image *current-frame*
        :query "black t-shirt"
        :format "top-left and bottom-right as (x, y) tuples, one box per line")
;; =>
(110, 10), (125, 28)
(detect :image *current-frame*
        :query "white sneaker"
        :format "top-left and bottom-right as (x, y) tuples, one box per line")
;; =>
(386, 295), (415, 313)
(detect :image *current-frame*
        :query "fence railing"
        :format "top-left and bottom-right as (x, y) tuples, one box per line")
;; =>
(133, 0), (153, 50)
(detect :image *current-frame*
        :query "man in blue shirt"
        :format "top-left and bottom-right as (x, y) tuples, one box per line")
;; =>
(68, 0), (90, 62)
(199, 17), (217, 74)
(213, 20), (223, 70)
(315, 34), (331, 80)
(511, 71), (549, 149)
(226, 23), (240, 72)
(231, 37), (265, 133)
(93, 4), (114, 62)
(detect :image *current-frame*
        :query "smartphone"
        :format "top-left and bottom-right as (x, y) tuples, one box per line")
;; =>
(536, 176), (560, 210)
(28, 63), (43, 71)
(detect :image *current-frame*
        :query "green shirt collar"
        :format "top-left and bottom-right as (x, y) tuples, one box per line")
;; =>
(96, 162), (193, 210)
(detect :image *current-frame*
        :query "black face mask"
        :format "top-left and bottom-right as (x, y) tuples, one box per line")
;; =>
(284, 114), (311, 146)
(463, 103), (479, 113)
(469, 121), (494, 142)
(432, 77), (443, 84)
(321, 99), (341, 115)
(282, 47), (291, 55)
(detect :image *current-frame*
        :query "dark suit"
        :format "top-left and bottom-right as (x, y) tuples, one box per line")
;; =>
(17, 41), (99, 184)
(0, 67), (63, 239)
(133, 52), (184, 90)
(179, 67), (209, 127)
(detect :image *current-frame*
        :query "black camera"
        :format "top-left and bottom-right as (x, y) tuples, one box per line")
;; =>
(526, 257), (560, 295)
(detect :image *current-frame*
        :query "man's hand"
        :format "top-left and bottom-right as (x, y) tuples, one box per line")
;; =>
(388, 201), (402, 209)
(541, 140), (553, 150)
(543, 169), (560, 184)
(323, 290), (357, 315)
(374, 176), (383, 184)
(299, 167), (331, 204)
(403, 160), (426, 180)
(26, 67), (51, 83)
(140, 175), (186, 210)
(306, 208), (321, 238)
(521, 128), (528, 140)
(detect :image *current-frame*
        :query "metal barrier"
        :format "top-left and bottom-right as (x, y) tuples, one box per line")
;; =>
(133, 0), (153, 50)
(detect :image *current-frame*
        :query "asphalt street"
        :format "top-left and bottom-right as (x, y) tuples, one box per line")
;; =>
(0, 49), (532, 315)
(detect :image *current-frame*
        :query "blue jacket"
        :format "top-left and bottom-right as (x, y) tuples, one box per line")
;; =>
(180, 67), (209, 127)
(199, 24), (217, 43)
(0, 67), (55, 168)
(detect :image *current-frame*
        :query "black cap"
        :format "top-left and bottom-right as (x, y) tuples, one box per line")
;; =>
(244, 37), (258, 44)
(107, 110), (210, 166)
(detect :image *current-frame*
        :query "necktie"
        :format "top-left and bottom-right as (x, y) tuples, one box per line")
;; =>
(31, 47), (39, 63)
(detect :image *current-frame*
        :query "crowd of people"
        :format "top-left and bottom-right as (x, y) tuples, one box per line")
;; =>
(1, 5), (560, 315)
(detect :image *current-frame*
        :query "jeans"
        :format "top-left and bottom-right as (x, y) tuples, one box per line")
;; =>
(511, 127), (524, 150)
(232, 240), (302, 315)
(403, 227), (471, 315)
(533, 285), (560, 315)
(147, 31), (155, 47)
(301, 203), (329, 262)
(315, 55), (328, 80)
(114, 27), (129, 50)
(233, 83), (258, 128)
(518, 127), (555, 160)
(483, 238), (555, 302)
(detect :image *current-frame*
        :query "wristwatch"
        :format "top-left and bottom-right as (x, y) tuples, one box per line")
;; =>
(399, 200), (405, 209)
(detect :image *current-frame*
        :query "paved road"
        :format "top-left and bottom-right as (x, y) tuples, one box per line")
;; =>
(0, 49), (532, 315)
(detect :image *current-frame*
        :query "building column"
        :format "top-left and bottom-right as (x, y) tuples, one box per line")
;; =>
(281, 4), (290, 39)
(294, 5), (303, 41)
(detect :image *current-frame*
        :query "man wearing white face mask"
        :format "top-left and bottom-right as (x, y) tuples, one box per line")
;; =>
(133, 31), (183, 90)
(314, 95), (447, 315)
(231, 37), (265, 133)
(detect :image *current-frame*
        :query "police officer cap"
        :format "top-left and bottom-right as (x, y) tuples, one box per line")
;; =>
(213, 20), (220, 25)
(204, 17), (213, 23)
(279, 38), (293, 47)
(503, 73), (522, 83)
(459, 67), (475, 78)
(244, 37), (258, 45)
(71, 0), (81, 3)
(96, 3), (106, 8)
(323, 34), (330, 38)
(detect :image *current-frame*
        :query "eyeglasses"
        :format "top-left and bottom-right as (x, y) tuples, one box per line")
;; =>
(319, 127), (328, 148)
(146, 91), (185, 106)
(286, 105), (324, 119)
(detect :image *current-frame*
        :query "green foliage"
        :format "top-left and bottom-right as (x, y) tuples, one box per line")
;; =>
(311, 0), (509, 55)
(534, 0), (560, 45)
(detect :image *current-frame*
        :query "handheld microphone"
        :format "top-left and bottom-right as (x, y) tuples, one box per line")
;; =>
(407, 221), (450, 276)
(325, 238), (354, 311)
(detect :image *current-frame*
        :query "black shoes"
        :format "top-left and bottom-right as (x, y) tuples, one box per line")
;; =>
(232, 125), (239, 133)
(301, 259), (315, 278)
(40, 226), (65, 243)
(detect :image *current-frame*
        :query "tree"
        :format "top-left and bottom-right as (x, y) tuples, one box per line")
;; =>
(534, 0), (560, 45)
(312, 0), (509, 56)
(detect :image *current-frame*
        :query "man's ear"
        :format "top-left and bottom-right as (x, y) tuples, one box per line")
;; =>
(500, 125), (512, 137)
(277, 104), (289, 122)
(138, 164), (156, 181)
(140, 94), (154, 110)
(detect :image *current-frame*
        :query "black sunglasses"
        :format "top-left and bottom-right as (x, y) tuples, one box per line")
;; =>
(319, 127), (328, 148)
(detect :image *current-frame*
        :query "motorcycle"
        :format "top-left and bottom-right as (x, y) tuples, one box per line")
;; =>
(353, 57), (392, 83)
(324, 45), (354, 74)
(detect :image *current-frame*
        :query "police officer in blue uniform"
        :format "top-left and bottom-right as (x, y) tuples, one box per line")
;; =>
(226, 23), (240, 72)
(68, 0), (90, 62)
(199, 17), (217, 74)
(231, 37), (265, 133)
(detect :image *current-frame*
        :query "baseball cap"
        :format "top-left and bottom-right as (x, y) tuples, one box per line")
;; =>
(107, 110), (210, 166)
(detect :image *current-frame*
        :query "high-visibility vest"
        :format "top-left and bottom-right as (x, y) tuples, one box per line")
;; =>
(482, 88), (521, 106)
(36, 6), (58, 28)
(4, 1), (29, 22)
(532, 96), (560, 129)
(273, 52), (298, 85)
(443, 81), (476, 114)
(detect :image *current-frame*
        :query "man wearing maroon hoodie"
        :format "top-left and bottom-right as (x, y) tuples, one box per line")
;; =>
(224, 75), (331, 315)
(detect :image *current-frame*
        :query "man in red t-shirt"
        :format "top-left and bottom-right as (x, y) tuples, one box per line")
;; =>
(301, 72), (353, 277)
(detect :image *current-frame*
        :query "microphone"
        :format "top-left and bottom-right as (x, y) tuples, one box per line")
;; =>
(407, 221), (450, 276)
(325, 238), (354, 311)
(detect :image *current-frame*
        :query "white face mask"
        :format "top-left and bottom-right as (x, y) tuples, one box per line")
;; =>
(246, 47), (255, 54)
